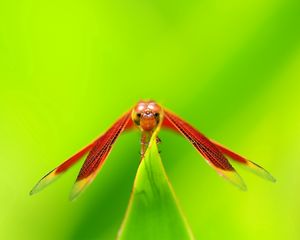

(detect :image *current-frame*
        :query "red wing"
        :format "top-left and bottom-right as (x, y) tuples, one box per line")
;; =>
(70, 111), (132, 200)
(30, 112), (133, 197)
(164, 110), (246, 190)
(124, 118), (134, 131)
(210, 140), (276, 182)
(30, 141), (95, 195)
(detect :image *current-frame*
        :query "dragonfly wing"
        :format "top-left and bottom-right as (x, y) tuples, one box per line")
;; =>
(30, 142), (95, 195)
(164, 110), (247, 190)
(70, 111), (132, 200)
(210, 140), (276, 182)
(124, 118), (135, 131)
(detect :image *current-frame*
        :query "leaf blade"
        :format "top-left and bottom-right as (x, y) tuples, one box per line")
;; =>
(118, 132), (194, 240)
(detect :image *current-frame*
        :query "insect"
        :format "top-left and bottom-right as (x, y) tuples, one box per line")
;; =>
(30, 100), (275, 200)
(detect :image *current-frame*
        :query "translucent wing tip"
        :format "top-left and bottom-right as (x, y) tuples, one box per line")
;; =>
(30, 169), (59, 195)
(69, 177), (93, 201)
(211, 140), (276, 183)
(246, 160), (276, 183)
(218, 168), (247, 191)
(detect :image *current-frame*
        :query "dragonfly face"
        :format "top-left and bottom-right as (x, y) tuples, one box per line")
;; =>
(132, 100), (163, 132)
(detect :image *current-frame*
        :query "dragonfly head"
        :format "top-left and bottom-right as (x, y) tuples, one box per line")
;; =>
(132, 100), (163, 132)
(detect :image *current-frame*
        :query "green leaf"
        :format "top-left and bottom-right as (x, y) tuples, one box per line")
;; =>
(117, 132), (194, 240)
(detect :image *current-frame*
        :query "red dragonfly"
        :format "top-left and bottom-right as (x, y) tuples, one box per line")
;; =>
(30, 100), (275, 200)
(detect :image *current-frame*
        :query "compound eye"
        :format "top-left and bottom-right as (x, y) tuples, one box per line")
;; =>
(154, 113), (159, 117)
(133, 112), (141, 126)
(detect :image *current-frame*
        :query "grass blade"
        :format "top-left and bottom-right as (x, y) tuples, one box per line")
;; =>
(118, 132), (194, 240)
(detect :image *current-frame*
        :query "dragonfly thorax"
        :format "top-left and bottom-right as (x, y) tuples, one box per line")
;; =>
(132, 100), (163, 132)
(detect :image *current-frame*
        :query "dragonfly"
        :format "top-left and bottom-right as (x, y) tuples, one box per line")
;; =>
(30, 100), (275, 200)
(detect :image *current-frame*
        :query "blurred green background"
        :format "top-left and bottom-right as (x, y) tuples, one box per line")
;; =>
(1, 0), (299, 239)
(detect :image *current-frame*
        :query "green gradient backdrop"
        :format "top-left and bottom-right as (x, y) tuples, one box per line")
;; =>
(1, 0), (299, 239)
